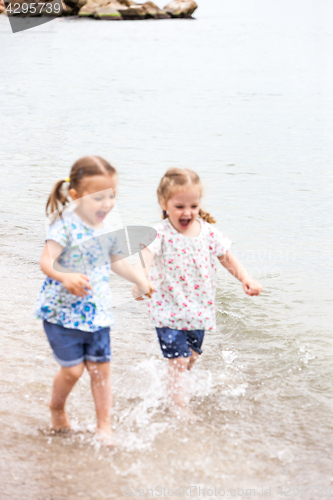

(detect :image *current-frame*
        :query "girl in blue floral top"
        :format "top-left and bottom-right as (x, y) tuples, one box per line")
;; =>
(36, 156), (150, 444)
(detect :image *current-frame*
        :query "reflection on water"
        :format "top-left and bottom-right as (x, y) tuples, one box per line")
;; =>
(1, 0), (333, 498)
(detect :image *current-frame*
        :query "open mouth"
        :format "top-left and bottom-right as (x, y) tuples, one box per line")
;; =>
(96, 211), (107, 221)
(179, 218), (191, 228)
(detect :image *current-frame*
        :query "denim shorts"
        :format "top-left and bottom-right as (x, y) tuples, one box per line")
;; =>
(43, 321), (111, 367)
(155, 327), (205, 359)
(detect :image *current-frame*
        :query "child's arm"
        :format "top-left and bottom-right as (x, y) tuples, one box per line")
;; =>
(40, 241), (91, 297)
(131, 247), (155, 300)
(218, 251), (262, 296)
(110, 253), (153, 298)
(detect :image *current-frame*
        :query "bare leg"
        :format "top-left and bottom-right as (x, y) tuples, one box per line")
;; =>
(187, 349), (199, 371)
(167, 357), (198, 421)
(168, 357), (189, 408)
(49, 363), (84, 431)
(85, 361), (112, 440)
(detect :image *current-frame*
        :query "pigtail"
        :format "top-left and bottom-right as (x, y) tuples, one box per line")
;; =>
(162, 210), (168, 219)
(199, 208), (216, 224)
(45, 157), (116, 219)
(46, 179), (71, 217)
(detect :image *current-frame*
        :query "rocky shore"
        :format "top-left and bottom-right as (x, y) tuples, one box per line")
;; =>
(1, 0), (197, 19)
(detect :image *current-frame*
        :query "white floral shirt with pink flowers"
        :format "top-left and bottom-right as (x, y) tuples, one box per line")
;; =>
(147, 218), (231, 331)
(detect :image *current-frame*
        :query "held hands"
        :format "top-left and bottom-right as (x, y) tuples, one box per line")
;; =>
(62, 273), (91, 297)
(132, 279), (154, 301)
(242, 277), (263, 296)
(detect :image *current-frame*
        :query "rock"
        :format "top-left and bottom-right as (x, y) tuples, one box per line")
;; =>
(81, 0), (124, 16)
(63, 0), (87, 13)
(142, 1), (170, 19)
(94, 3), (122, 18)
(163, 0), (197, 17)
(83, 0), (169, 19)
(61, 0), (75, 14)
(117, 0), (134, 6)
(3, 0), (197, 19)
(105, 1), (128, 9)
(74, 0), (88, 8)
(117, 2), (169, 19)
(78, 0), (99, 15)
(93, 0), (116, 6)
(119, 4), (146, 19)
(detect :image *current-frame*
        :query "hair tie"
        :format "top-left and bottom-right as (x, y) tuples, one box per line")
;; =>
(65, 177), (70, 183)
(162, 210), (167, 217)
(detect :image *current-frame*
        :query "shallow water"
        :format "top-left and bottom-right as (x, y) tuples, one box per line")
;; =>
(1, 0), (333, 498)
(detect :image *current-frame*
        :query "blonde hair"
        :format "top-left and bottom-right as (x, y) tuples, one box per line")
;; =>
(157, 168), (216, 224)
(46, 156), (117, 217)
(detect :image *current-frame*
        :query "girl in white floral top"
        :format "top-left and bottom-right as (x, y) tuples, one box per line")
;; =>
(133, 168), (262, 420)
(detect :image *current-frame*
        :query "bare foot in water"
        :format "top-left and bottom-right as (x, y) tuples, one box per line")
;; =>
(169, 405), (200, 423)
(94, 428), (118, 448)
(49, 404), (71, 432)
(178, 407), (200, 423)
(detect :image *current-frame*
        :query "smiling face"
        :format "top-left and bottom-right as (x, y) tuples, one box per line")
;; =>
(161, 184), (201, 235)
(69, 174), (117, 228)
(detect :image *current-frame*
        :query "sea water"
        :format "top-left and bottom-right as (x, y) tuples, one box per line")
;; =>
(1, 0), (333, 498)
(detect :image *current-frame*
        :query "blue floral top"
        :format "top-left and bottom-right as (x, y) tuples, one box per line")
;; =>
(35, 210), (122, 332)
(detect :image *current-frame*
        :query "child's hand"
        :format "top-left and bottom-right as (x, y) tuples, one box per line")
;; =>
(132, 284), (144, 301)
(145, 279), (154, 298)
(242, 278), (262, 296)
(62, 273), (91, 297)
(132, 280), (154, 301)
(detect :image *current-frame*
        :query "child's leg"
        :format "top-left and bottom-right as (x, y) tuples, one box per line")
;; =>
(186, 330), (204, 371)
(187, 349), (199, 371)
(168, 357), (190, 408)
(85, 361), (112, 436)
(168, 357), (199, 421)
(49, 363), (85, 430)
(156, 328), (201, 420)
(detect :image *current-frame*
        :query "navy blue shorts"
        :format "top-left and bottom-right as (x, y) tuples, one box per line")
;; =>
(155, 327), (205, 359)
(43, 321), (111, 367)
